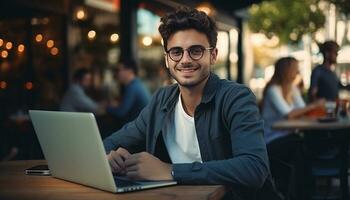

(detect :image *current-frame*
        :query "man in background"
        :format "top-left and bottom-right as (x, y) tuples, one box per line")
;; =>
(309, 40), (350, 102)
(60, 68), (104, 114)
(106, 59), (151, 123)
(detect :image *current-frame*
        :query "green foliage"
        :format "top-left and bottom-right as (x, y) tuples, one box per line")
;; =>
(248, 0), (325, 44)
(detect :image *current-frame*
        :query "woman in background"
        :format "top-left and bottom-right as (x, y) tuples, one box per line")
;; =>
(262, 56), (324, 200)
(262, 56), (324, 144)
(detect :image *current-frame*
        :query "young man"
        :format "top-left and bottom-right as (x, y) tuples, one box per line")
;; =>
(104, 7), (272, 199)
(309, 40), (350, 102)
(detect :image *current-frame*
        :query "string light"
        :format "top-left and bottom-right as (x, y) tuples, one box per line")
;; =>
(0, 39), (3, 47)
(1, 50), (8, 58)
(76, 9), (86, 20)
(46, 40), (54, 48)
(0, 81), (7, 89)
(196, 2), (215, 16)
(110, 33), (119, 43)
(87, 30), (96, 40)
(5, 42), (13, 50)
(18, 44), (25, 53)
(35, 34), (43, 42)
(25, 82), (33, 90)
(50, 47), (59, 56)
(142, 36), (153, 46)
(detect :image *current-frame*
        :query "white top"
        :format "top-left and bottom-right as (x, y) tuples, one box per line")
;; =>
(262, 85), (305, 144)
(163, 94), (203, 163)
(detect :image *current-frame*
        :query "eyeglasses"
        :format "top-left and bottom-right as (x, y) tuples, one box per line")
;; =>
(165, 45), (213, 62)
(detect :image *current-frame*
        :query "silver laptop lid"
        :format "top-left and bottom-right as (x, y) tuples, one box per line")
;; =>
(29, 110), (116, 192)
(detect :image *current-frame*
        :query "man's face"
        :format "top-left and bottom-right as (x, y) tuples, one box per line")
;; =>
(116, 64), (129, 85)
(326, 46), (339, 64)
(165, 29), (217, 88)
(80, 73), (93, 89)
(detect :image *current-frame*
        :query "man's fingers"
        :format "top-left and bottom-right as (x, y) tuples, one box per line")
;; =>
(124, 156), (139, 167)
(111, 151), (126, 169)
(126, 164), (138, 172)
(117, 148), (131, 160)
(126, 171), (139, 180)
(108, 158), (121, 173)
(108, 153), (122, 172)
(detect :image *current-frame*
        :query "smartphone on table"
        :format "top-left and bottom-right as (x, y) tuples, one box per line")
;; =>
(25, 165), (51, 176)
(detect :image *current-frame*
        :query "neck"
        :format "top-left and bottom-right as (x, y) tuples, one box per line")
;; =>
(323, 60), (333, 69)
(124, 74), (136, 85)
(178, 76), (209, 117)
(280, 83), (292, 101)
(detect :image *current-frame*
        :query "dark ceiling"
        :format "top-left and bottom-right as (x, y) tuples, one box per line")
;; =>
(0, 0), (262, 19)
(0, 0), (68, 19)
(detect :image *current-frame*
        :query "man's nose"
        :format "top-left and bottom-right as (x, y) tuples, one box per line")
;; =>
(180, 50), (192, 63)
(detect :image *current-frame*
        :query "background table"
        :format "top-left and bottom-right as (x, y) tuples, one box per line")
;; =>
(272, 118), (350, 200)
(272, 118), (350, 131)
(0, 160), (226, 200)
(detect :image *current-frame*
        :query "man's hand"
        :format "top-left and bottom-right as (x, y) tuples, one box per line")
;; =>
(124, 152), (173, 181)
(107, 147), (131, 175)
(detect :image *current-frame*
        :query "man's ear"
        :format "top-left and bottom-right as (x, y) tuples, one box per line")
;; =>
(165, 56), (170, 69)
(210, 48), (218, 65)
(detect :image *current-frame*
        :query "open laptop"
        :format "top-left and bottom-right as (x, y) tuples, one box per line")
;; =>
(29, 110), (177, 193)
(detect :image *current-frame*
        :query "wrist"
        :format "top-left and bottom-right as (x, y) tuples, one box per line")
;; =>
(170, 168), (175, 180)
(167, 164), (174, 181)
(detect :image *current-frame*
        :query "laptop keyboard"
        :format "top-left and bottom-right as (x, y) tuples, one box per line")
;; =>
(114, 177), (141, 188)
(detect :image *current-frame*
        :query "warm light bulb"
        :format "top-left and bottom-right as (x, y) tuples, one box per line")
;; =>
(76, 10), (85, 20)
(5, 42), (13, 50)
(35, 34), (43, 42)
(87, 30), (96, 40)
(0, 81), (7, 89)
(18, 44), (25, 53)
(1, 50), (8, 58)
(142, 36), (153, 46)
(110, 33), (119, 43)
(50, 47), (59, 56)
(46, 40), (54, 48)
(25, 82), (33, 90)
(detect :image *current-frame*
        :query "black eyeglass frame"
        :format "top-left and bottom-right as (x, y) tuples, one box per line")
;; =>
(164, 45), (213, 62)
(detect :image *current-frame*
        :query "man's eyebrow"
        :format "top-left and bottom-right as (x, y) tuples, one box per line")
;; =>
(168, 46), (182, 49)
(168, 44), (203, 49)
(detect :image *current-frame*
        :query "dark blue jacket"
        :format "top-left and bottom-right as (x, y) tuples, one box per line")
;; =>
(107, 78), (151, 122)
(309, 65), (339, 101)
(104, 73), (270, 191)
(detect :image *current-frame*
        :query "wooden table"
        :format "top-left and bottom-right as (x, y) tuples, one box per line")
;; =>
(0, 160), (226, 200)
(272, 118), (350, 200)
(272, 118), (350, 131)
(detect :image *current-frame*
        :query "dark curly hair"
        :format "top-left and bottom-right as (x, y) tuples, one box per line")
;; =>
(319, 40), (339, 56)
(73, 68), (91, 82)
(158, 7), (217, 51)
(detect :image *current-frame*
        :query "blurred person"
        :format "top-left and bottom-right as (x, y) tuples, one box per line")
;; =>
(106, 59), (151, 123)
(309, 40), (350, 102)
(60, 68), (104, 114)
(262, 57), (324, 200)
(104, 7), (280, 200)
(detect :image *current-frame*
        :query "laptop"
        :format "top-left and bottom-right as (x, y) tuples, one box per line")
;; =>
(29, 110), (177, 193)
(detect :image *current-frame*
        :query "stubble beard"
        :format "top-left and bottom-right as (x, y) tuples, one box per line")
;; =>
(170, 64), (210, 88)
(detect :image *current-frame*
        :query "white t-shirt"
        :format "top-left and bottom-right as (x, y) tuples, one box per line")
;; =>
(163, 94), (203, 163)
